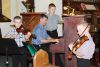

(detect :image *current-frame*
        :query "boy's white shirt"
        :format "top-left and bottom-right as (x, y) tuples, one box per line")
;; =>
(68, 32), (95, 59)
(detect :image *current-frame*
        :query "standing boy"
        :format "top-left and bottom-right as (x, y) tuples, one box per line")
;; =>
(45, 3), (60, 38)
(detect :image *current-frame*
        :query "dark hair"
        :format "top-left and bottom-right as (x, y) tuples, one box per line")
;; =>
(49, 3), (56, 8)
(39, 14), (48, 19)
(14, 16), (21, 20)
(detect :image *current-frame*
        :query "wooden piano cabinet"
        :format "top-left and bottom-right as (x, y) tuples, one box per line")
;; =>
(50, 42), (65, 65)
(20, 12), (45, 32)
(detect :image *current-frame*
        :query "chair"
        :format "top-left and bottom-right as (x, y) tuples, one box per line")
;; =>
(33, 49), (59, 67)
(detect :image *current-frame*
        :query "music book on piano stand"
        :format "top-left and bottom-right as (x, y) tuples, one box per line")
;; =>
(0, 22), (13, 38)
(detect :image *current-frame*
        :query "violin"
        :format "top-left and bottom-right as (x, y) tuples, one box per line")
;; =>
(16, 25), (36, 39)
(72, 35), (88, 51)
(16, 25), (29, 35)
(68, 35), (89, 60)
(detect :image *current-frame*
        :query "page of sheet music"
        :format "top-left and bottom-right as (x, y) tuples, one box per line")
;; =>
(0, 22), (13, 38)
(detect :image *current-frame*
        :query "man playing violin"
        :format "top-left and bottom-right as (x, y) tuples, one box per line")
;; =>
(4, 16), (31, 67)
(68, 18), (95, 67)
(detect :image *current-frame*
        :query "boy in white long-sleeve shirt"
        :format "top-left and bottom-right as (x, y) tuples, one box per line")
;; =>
(69, 20), (95, 67)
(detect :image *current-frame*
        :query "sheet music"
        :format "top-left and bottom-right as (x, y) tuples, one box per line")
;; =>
(0, 22), (13, 38)
(57, 23), (63, 37)
(85, 4), (96, 10)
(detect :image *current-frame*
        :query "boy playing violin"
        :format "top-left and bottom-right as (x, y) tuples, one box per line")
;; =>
(4, 16), (31, 67)
(68, 18), (95, 67)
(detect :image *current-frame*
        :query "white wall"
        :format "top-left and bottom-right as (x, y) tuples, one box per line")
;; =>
(11, 0), (27, 19)
(11, 0), (17, 19)
(17, 0), (27, 15)
(34, 0), (62, 16)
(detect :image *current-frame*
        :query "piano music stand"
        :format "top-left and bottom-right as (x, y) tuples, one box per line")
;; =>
(0, 38), (21, 67)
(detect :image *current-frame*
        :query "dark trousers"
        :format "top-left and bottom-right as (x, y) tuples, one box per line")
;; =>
(77, 58), (92, 67)
(47, 29), (58, 38)
(12, 46), (29, 67)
